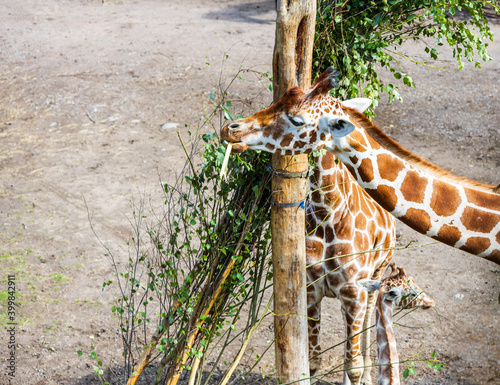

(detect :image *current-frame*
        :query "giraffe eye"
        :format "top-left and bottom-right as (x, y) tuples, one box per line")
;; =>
(288, 116), (305, 127)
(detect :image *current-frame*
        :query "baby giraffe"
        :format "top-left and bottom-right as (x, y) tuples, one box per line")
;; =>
(359, 263), (435, 385)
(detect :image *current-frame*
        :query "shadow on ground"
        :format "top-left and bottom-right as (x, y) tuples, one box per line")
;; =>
(203, 0), (275, 24)
(68, 366), (288, 385)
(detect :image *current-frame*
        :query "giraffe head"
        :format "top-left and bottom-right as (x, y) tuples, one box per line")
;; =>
(359, 263), (435, 310)
(220, 67), (371, 154)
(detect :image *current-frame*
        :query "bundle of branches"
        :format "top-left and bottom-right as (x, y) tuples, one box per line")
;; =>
(114, 133), (274, 385)
(98, 69), (276, 385)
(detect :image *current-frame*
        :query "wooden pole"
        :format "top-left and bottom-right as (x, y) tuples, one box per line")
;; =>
(272, 1), (316, 384)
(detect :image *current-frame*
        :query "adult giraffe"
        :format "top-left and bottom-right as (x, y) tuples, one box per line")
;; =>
(230, 72), (399, 384)
(221, 67), (500, 263)
(268, 70), (398, 384)
(360, 263), (435, 385)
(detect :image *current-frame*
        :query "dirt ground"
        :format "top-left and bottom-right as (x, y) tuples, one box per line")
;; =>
(0, 1), (499, 384)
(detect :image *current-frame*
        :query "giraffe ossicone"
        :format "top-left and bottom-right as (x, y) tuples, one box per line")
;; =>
(221, 67), (500, 263)
(359, 263), (435, 385)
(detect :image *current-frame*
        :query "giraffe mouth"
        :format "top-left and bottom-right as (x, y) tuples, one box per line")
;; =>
(220, 124), (249, 153)
(230, 143), (248, 153)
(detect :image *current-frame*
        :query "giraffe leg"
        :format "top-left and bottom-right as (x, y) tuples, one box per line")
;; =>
(307, 289), (322, 380)
(361, 259), (391, 385)
(359, 290), (376, 385)
(341, 288), (367, 385)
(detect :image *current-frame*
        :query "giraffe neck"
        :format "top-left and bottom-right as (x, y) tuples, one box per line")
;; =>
(331, 130), (500, 263)
(375, 289), (400, 385)
(309, 152), (353, 214)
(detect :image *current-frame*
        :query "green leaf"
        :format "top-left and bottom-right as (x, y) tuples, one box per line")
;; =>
(209, 93), (215, 101)
(406, 14), (417, 22)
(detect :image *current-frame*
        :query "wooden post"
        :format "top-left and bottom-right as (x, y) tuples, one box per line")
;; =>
(272, 1), (316, 384)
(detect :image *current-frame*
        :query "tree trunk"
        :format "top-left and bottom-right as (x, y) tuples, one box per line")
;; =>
(272, 1), (316, 384)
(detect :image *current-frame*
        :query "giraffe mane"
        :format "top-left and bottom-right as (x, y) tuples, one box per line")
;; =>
(344, 107), (499, 194)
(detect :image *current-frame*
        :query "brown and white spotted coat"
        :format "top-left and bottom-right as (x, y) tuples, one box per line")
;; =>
(305, 152), (395, 385)
(360, 263), (436, 385)
(224, 70), (398, 385)
(221, 67), (500, 264)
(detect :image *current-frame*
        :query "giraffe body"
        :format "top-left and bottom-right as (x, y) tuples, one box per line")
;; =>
(221, 67), (500, 264)
(360, 263), (435, 385)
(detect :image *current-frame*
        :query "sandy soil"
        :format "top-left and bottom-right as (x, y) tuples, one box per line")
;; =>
(0, 1), (498, 384)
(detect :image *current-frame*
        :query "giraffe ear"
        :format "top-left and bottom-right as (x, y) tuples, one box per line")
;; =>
(327, 117), (356, 138)
(358, 279), (381, 292)
(342, 98), (372, 113)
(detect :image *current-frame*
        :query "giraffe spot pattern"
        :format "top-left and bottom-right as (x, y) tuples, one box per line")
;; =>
(324, 225), (335, 243)
(313, 206), (331, 223)
(280, 133), (294, 148)
(354, 213), (367, 231)
(265, 142), (275, 151)
(461, 236), (491, 254)
(321, 174), (336, 188)
(311, 190), (323, 204)
(358, 157), (374, 183)
(430, 179), (462, 217)
(377, 153), (404, 182)
(487, 250), (500, 262)
(461, 206), (500, 233)
(402, 208), (432, 233)
(437, 224), (462, 247)
(465, 187), (499, 209)
(400, 170), (428, 203)
(314, 225), (324, 239)
(305, 238), (324, 261)
(368, 185), (398, 212)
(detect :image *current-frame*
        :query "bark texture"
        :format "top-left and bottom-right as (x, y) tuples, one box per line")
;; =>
(271, 1), (316, 383)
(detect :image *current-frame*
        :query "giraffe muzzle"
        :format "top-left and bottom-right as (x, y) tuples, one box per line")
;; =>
(422, 298), (436, 309)
(220, 123), (249, 153)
